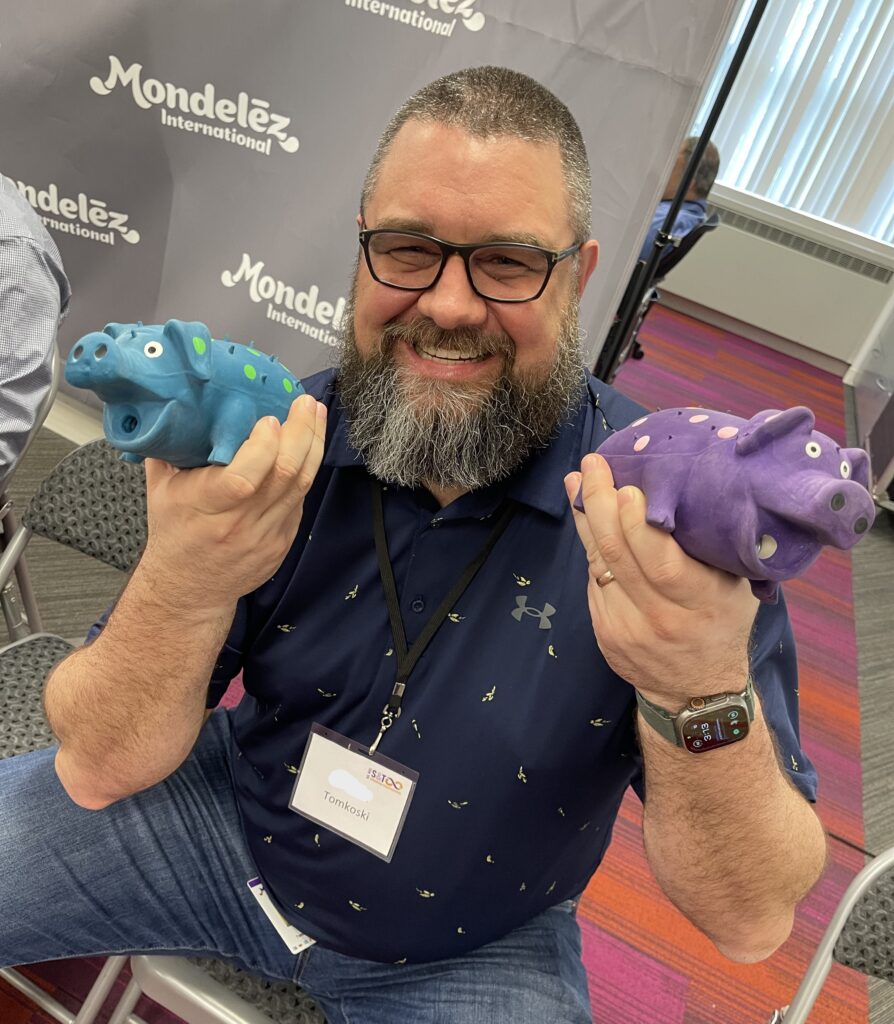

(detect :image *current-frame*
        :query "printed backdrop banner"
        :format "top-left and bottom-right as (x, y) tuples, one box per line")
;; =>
(1, 0), (739, 408)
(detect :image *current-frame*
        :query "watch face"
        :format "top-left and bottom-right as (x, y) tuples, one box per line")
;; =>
(681, 707), (749, 753)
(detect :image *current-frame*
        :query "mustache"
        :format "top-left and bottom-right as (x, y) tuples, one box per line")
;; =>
(380, 319), (515, 361)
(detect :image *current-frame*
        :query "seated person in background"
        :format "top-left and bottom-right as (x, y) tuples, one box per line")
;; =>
(0, 172), (70, 491)
(638, 136), (721, 271)
(0, 69), (826, 1024)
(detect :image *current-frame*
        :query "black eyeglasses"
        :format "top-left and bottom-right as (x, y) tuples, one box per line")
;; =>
(358, 227), (582, 303)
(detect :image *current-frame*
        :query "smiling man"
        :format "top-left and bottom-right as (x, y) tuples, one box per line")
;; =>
(3, 67), (826, 1024)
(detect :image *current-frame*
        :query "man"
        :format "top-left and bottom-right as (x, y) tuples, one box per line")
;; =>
(0, 68), (825, 1023)
(0, 172), (70, 491)
(637, 136), (721, 270)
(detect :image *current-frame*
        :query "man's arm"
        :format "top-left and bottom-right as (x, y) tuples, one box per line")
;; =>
(636, 688), (826, 961)
(45, 394), (327, 809)
(565, 454), (826, 961)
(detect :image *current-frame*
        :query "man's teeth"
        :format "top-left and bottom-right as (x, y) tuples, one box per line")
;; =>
(414, 344), (485, 362)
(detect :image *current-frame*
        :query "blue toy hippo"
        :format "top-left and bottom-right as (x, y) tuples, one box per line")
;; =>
(65, 319), (305, 468)
(574, 405), (875, 602)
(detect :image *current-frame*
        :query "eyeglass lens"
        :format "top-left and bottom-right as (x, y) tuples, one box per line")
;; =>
(366, 232), (551, 301)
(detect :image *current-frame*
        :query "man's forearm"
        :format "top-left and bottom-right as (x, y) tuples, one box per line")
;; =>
(638, 694), (827, 962)
(45, 556), (236, 809)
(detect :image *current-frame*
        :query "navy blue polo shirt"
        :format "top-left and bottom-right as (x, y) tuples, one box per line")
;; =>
(195, 368), (817, 964)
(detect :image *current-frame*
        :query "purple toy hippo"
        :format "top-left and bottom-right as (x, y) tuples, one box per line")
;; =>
(573, 406), (875, 602)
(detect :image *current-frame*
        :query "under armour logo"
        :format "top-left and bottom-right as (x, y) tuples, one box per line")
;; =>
(511, 596), (555, 630)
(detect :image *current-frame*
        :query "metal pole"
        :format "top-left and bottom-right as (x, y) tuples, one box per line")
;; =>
(595, 0), (771, 383)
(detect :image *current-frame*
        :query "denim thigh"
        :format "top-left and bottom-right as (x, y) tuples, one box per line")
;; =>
(297, 898), (592, 1024)
(0, 709), (300, 982)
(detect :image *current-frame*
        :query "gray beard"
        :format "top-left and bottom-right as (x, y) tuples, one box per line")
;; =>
(336, 297), (585, 492)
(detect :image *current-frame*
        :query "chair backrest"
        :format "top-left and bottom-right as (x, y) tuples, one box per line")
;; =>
(24, 438), (147, 572)
(655, 211), (720, 281)
(783, 843), (894, 1023)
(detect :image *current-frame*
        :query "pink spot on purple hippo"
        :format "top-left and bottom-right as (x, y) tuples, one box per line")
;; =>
(717, 426), (739, 439)
(631, 416), (648, 427)
(689, 414), (709, 423)
(633, 435), (651, 452)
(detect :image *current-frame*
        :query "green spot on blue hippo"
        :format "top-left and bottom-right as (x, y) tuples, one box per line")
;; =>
(283, 379), (294, 394)
(248, 348), (262, 356)
(243, 364), (257, 381)
(192, 336), (207, 355)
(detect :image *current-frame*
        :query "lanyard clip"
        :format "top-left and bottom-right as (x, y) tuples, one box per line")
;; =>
(369, 682), (405, 754)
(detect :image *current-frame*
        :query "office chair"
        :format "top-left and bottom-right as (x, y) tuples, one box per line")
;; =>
(0, 437), (326, 1024)
(594, 212), (720, 384)
(768, 844), (894, 1022)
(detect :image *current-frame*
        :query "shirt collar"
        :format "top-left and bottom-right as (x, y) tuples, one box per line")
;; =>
(323, 378), (590, 521)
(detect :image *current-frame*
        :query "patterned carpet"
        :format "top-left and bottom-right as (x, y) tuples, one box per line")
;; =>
(0, 305), (868, 1023)
(577, 306), (867, 1023)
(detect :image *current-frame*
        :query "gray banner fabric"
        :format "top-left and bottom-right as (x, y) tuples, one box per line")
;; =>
(1, 0), (738, 406)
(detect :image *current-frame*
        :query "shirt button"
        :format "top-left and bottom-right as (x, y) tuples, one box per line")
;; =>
(430, 517), (443, 529)
(411, 597), (425, 613)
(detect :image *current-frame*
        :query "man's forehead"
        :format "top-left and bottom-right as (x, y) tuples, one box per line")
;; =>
(367, 120), (571, 243)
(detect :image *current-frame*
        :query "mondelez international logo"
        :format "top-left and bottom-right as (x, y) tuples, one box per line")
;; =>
(222, 253), (346, 352)
(344, 0), (486, 36)
(89, 56), (299, 156)
(17, 179), (140, 247)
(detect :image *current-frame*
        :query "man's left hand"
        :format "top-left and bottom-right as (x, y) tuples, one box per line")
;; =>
(564, 452), (759, 705)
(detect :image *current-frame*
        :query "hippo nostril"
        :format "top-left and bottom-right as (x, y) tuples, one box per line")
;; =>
(121, 415), (139, 434)
(95, 344), (108, 359)
(830, 493), (846, 512)
(72, 344), (84, 360)
(854, 517), (869, 534)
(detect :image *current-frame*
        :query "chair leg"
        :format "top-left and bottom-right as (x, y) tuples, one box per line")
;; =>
(73, 955), (129, 1024)
(0, 957), (132, 1024)
(106, 976), (144, 1024)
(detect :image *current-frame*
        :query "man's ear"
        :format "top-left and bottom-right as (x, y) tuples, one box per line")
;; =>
(577, 240), (599, 296)
(356, 212), (363, 228)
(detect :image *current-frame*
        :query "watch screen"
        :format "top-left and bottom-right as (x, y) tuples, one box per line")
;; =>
(682, 709), (749, 753)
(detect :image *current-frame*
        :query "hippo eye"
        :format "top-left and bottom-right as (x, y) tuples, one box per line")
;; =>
(840, 460), (851, 479)
(144, 341), (164, 359)
(805, 441), (822, 459)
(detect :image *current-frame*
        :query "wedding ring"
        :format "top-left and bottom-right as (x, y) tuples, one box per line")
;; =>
(596, 569), (616, 588)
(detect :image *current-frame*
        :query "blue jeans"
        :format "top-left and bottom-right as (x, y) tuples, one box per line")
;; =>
(0, 709), (592, 1023)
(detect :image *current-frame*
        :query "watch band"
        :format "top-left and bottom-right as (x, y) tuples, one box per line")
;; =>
(635, 676), (756, 746)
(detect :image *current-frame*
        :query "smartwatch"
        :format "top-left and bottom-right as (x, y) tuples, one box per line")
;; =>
(635, 676), (756, 753)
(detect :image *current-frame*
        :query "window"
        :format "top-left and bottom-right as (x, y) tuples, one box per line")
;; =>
(692, 0), (894, 244)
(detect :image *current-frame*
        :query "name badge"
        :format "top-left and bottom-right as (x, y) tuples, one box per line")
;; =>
(289, 723), (418, 862)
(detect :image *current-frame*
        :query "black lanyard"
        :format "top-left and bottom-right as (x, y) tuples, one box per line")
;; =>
(368, 478), (516, 752)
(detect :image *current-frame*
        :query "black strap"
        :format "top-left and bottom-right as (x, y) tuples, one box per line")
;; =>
(371, 479), (516, 716)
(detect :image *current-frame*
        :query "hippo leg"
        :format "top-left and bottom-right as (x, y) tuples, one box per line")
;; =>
(119, 452), (145, 464)
(208, 395), (256, 465)
(637, 471), (679, 533)
(749, 578), (780, 604)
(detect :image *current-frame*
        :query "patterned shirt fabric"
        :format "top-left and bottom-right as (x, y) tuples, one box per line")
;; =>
(200, 367), (817, 964)
(637, 197), (709, 268)
(0, 172), (70, 491)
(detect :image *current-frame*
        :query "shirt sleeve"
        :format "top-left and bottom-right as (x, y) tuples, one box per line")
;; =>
(0, 238), (68, 488)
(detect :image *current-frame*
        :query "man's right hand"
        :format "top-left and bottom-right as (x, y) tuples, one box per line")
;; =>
(141, 393), (327, 607)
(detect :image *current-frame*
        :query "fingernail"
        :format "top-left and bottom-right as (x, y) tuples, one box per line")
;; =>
(617, 486), (639, 508)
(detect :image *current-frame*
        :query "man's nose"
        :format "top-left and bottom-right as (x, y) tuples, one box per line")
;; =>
(415, 253), (488, 330)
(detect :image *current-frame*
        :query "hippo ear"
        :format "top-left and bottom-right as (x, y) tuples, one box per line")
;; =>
(162, 319), (212, 381)
(842, 447), (871, 489)
(102, 322), (138, 339)
(735, 407), (816, 456)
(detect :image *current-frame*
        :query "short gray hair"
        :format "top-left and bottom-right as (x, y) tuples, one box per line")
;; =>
(681, 137), (721, 199)
(360, 66), (591, 242)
